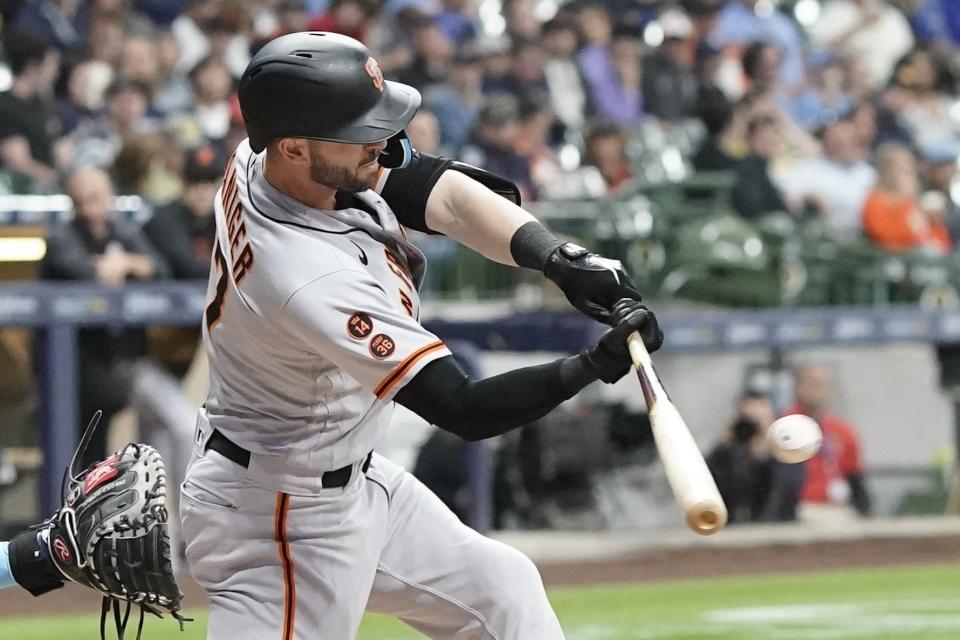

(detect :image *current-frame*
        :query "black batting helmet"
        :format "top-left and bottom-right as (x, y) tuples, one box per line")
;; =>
(238, 32), (421, 153)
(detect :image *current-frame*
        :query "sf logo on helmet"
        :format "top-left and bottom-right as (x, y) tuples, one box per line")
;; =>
(365, 57), (384, 92)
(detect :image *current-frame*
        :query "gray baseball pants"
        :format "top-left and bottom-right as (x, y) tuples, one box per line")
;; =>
(180, 447), (564, 639)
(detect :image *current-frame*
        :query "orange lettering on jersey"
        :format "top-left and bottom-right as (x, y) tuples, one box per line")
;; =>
(399, 290), (413, 317)
(232, 243), (255, 285)
(384, 249), (414, 291)
(213, 154), (256, 292)
(228, 215), (246, 252)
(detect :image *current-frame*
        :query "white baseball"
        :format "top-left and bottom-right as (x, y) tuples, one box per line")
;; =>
(767, 414), (822, 464)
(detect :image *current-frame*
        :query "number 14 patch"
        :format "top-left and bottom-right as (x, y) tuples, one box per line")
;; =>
(348, 312), (374, 339)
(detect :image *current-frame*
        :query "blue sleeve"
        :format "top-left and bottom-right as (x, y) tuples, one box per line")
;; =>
(0, 541), (17, 590)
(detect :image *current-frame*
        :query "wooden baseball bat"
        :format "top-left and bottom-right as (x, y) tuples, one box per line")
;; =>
(627, 332), (728, 535)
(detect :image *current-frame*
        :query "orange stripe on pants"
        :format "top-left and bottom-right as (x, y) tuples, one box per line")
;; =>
(275, 493), (295, 640)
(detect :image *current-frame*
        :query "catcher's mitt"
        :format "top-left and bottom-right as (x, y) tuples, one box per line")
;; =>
(47, 411), (190, 639)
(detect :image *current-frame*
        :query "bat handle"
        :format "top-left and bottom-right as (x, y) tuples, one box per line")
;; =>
(627, 331), (665, 406)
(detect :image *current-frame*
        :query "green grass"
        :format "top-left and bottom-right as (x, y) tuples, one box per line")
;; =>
(5, 564), (960, 639)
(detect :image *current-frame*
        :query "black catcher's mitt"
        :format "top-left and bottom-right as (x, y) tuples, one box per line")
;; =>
(47, 411), (189, 639)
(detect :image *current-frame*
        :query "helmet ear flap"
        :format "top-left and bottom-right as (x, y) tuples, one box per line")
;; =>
(378, 130), (414, 169)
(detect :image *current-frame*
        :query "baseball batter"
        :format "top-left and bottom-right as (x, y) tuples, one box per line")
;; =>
(180, 32), (663, 640)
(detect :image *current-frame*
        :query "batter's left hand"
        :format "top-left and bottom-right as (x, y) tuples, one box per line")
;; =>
(544, 243), (642, 323)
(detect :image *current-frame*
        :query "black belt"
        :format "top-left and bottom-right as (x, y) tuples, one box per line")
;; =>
(205, 429), (372, 489)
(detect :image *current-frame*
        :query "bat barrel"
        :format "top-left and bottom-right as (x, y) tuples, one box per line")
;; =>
(628, 332), (729, 536)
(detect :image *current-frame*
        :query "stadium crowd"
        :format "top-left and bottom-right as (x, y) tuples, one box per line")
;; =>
(0, 0), (960, 257)
(0, 0), (942, 528)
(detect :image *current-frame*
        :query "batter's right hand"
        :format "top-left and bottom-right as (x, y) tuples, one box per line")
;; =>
(582, 299), (663, 383)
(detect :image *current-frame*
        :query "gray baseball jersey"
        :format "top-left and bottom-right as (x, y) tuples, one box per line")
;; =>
(181, 140), (564, 640)
(198, 139), (451, 478)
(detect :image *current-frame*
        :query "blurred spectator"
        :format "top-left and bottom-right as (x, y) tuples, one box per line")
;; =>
(578, 13), (644, 126)
(871, 84), (916, 148)
(57, 60), (115, 135)
(41, 166), (169, 464)
(708, 0), (805, 91)
(642, 9), (699, 123)
(406, 110), (442, 155)
(740, 40), (780, 93)
(849, 101), (880, 152)
(461, 94), (536, 201)
(205, 2), (255, 78)
(70, 77), (159, 169)
(119, 34), (162, 99)
(731, 115), (789, 220)
(142, 145), (220, 278)
(542, 17), (587, 137)
(787, 53), (854, 132)
(787, 365), (871, 520)
(809, 0), (914, 92)
(152, 31), (195, 115)
(485, 39), (549, 108)
(434, 0), (477, 45)
(134, 0), (194, 26)
(424, 45), (483, 153)
(258, 0), (313, 40)
(14, 0), (90, 53)
(171, 0), (250, 78)
(919, 146), (960, 247)
(694, 40), (729, 104)
(395, 17), (455, 92)
(862, 143), (950, 254)
(583, 121), (632, 195)
(516, 97), (564, 196)
(779, 119), (877, 232)
(706, 397), (769, 524)
(896, 49), (960, 158)
(476, 35), (513, 92)
(503, 0), (540, 42)
(901, 0), (960, 49)
(189, 55), (234, 142)
(692, 92), (738, 172)
(308, 0), (375, 42)
(112, 133), (181, 202)
(86, 9), (127, 66)
(0, 31), (63, 188)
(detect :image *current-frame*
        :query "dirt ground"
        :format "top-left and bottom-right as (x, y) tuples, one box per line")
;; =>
(1, 532), (957, 618)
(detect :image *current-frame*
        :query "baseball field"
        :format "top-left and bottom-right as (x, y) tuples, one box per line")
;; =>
(3, 562), (960, 639)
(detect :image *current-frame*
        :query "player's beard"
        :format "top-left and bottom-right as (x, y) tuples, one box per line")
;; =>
(309, 147), (380, 193)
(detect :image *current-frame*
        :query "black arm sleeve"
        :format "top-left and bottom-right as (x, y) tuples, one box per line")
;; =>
(394, 353), (598, 441)
(379, 152), (452, 234)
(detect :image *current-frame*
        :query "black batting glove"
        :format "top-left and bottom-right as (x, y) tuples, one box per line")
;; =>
(582, 298), (664, 383)
(544, 243), (643, 323)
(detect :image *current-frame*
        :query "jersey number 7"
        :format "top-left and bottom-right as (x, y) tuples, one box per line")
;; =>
(205, 240), (228, 331)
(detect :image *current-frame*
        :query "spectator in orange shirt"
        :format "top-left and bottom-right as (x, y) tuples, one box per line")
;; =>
(786, 365), (871, 519)
(862, 143), (950, 254)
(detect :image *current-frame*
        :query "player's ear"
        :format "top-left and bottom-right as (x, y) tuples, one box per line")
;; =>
(273, 138), (310, 164)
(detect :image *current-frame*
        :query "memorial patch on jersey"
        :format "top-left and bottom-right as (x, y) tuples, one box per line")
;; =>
(348, 312), (374, 339)
(369, 334), (396, 359)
